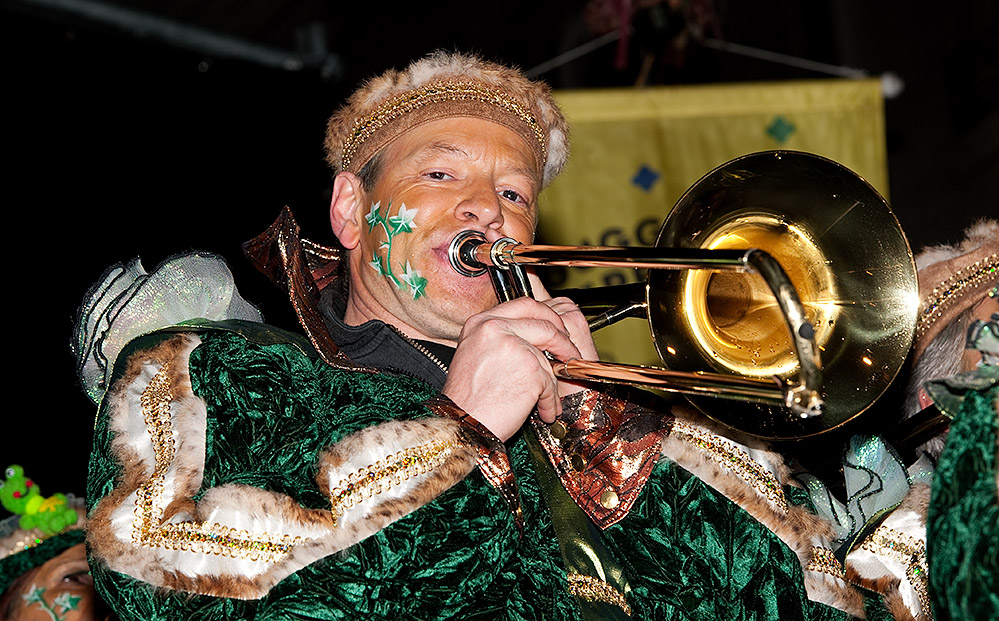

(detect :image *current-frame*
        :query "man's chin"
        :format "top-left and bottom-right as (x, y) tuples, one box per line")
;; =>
(409, 297), (495, 342)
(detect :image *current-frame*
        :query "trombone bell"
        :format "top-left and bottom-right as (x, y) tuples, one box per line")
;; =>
(650, 151), (918, 439)
(683, 215), (839, 378)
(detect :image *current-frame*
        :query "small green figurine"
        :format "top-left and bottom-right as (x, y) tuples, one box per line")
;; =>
(0, 465), (78, 536)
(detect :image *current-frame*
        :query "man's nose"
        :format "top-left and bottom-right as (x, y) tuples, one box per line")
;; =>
(454, 183), (504, 235)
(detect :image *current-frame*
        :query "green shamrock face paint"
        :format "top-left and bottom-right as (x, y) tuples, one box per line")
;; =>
(365, 201), (428, 299)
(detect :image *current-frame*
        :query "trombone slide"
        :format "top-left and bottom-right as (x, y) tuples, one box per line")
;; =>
(449, 231), (825, 418)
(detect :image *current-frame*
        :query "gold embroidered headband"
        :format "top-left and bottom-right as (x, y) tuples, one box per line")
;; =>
(913, 219), (999, 359)
(916, 252), (999, 341)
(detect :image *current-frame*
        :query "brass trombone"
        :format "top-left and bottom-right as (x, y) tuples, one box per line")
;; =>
(448, 151), (919, 441)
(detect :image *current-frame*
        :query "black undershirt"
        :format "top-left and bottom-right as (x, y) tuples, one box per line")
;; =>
(319, 289), (454, 391)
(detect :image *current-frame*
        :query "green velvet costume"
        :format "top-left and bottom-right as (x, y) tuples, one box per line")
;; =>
(77, 234), (894, 619)
(82, 324), (891, 620)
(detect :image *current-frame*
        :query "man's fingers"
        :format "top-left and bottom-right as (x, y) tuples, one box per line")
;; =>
(540, 297), (599, 361)
(445, 295), (591, 440)
(535, 375), (561, 423)
(464, 315), (582, 363)
(465, 296), (561, 322)
(526, 271), (552, 302)
(524, 338), (562, 423)
(445, 314), (568, 440)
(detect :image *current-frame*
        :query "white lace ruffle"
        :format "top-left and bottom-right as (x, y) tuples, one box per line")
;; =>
(74, 253), (262, 404)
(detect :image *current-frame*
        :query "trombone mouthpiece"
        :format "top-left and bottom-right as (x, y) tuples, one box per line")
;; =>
(448, 230), (488, 277)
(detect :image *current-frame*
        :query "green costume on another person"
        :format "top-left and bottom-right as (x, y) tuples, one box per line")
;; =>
(926, 366), (999, 619)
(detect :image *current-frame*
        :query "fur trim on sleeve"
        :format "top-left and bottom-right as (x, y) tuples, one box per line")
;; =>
(87, 333), (477, 599)
(846, 484), (933, 620)
(661, 407), (867, 617)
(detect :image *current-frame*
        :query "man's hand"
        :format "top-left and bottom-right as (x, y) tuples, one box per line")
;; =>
(528, 272), (599, 399)
(442, 294), (596, 441)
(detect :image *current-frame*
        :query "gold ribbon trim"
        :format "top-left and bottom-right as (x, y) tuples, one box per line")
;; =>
(134, 362), (301, 562)
(566, 572), (632, 617)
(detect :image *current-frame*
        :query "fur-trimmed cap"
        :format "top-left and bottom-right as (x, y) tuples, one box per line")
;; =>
(324, 51), (569, 188)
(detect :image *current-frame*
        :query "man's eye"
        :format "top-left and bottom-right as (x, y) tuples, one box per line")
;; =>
(62, 570), (94, 586)
(500, 189), (525, 204)
(425, 171), (451, 180)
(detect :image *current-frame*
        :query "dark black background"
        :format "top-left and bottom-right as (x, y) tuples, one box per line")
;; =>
(3, 0), (995, 498)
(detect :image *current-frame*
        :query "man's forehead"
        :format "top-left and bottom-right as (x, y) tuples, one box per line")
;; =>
(414, 140), (469, 159)
(395, 121), (541, 184)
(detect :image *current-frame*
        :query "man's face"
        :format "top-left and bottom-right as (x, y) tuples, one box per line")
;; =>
(335, 116), (540, 343)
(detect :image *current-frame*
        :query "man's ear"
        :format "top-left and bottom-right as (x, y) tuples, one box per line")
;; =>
(330, 171), (365, 249)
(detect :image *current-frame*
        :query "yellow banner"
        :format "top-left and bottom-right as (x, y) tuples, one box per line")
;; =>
(538, 79), (887, 364)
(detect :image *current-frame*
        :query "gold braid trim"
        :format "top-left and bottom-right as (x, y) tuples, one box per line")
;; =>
(342, 80), (546, 171)
(134, 362), (301, 562)
(916, 252), (998, 338)
(328, 438), (460, 527)
(860, 525), (931, 616)
(807, 546), (846, 579)
(671, 421), (789, 514)
(566, 573), (632, 617)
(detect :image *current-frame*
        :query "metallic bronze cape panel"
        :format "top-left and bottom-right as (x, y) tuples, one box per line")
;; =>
(424, 395), (524, 530)
(533, 389), (671, 529)
(242, 206), (369, 371)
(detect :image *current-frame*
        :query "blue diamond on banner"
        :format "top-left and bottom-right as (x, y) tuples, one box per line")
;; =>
(632, 165), (660, 192)
(767, 115), (796, 144)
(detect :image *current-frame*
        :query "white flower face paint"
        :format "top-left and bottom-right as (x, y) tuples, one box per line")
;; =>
(365, 200), (428, 299)
(398, 261), (428, 299)
(22, 584), (82, 620)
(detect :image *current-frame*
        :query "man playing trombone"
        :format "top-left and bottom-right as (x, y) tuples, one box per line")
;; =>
(77, 51), (925, 619)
